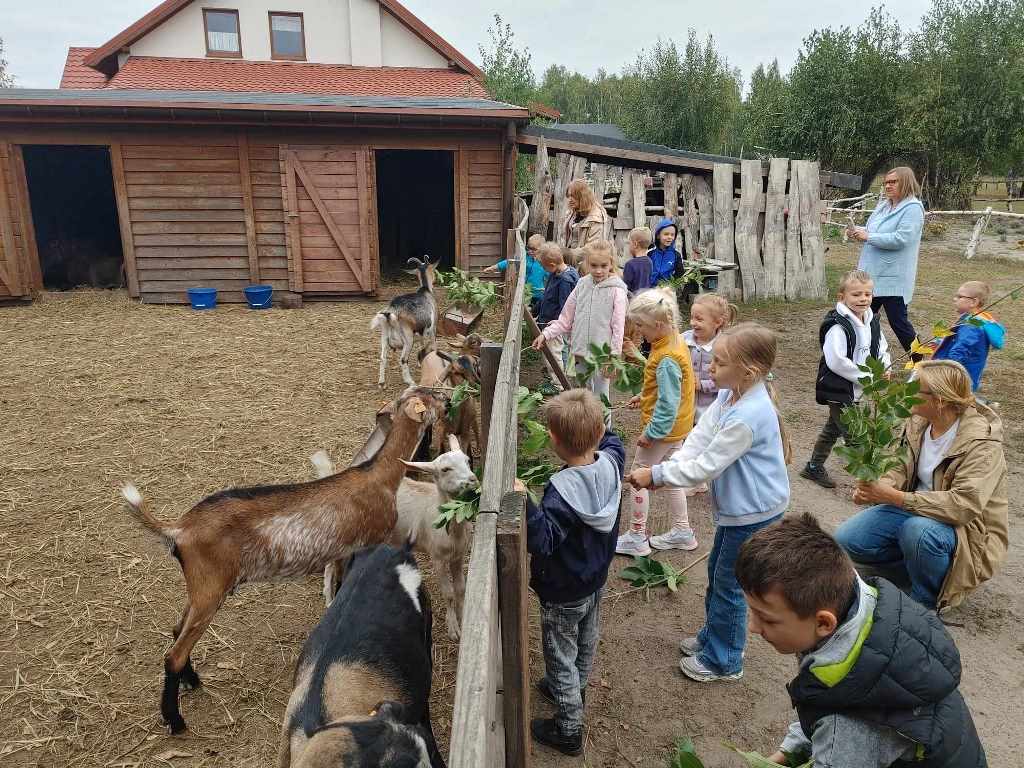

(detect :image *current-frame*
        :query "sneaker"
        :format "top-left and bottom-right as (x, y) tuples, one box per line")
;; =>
(536, 678), (585, 707)
(678, 636), (702, 656)
(800, 462), (836, 489)
(650, 527), (699, 551)
(685, 483), (708, 497)
(679, 654), (743, 682)
(615, 530), (652, 557)
(530, 717), (583, 756)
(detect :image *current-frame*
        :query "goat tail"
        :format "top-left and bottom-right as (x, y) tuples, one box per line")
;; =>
(120, 483), (177, 545)
(309, 450), (335, 479)
(370, 310), (395, 332)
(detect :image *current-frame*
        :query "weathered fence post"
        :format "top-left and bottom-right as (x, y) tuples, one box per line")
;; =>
(529, 138), (553, 238)
(762, 158), (788, 298)
(713, 164), (738, 299)
(795, 160), (827, 299)
(966, 206), (993, 259)
(479, 342), (502, 466)
(734, 159), (767, 301)
(496, 490), (530, 768)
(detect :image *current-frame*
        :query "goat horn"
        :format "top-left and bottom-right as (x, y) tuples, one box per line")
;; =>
(406, 257), (425, 268)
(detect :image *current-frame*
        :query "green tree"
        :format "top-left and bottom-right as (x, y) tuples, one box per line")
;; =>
(742, 61), (790, 157)
(478, 14), (536, 107)
(0, 38), (14, 88)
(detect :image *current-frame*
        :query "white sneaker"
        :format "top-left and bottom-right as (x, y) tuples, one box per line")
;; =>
(678, 636), (702, 656)
(685, 483), (708, 497)
(615, 531), (652, 557)
(679, 654), (743, 682)
(650, 528), (699, 551)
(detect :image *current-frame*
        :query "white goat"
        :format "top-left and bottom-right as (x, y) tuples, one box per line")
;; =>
(312, 434), (477, 640)
(371, 256), (437, 388)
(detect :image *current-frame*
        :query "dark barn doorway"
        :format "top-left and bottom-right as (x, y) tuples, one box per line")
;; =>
(22, 145), (125, 290)
(375, 149), (455, 279)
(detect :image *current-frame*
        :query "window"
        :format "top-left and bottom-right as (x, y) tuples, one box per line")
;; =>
(203, 9), (241, 57)
(269, 12), (305, 60)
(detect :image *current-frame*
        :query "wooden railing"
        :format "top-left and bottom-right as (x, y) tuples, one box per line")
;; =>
(449, 203), (531, 767)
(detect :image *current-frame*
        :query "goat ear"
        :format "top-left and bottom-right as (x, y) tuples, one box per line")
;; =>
(447, 434), (461, 453)
(400, 459), (433, 472)
(402, 397), (426, 423)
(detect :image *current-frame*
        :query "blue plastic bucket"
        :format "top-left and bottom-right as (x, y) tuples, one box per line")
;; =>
(186, 287), (217, 310)
(243, 284), (273, 309)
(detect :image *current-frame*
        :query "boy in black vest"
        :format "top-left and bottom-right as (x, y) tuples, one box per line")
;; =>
(801, 270), (890, 488)
(736, 513), (987, 767)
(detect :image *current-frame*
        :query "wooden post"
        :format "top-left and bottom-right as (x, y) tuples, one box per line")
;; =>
(966, 206), (993, 259)
(712, 164), (738, 298)
(794, 160), (827, 299)
(694, 175), (715, 259)
(784, 160), (804, 301)
(663, 172), (678, 218)
(679, 173), (697, 258)
(631, 171), (647, 228)
(762, 158), (788, 298)
(590, 163), (608, 202)
(524, 306), (572, 390)
(478, 341), (502, 467)
(496, 491), (530, 768)
(107, 141), (140, 298)
(9, 145), (42, 293)
(734, 159), (766, 301)
(528, 138), (553, 238)
(237, 133), (261, 284)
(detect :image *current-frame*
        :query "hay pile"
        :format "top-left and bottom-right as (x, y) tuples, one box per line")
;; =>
(0, 290), (468, 766)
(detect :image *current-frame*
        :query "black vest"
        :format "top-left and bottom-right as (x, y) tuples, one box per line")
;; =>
(788, 580), (986, 768)
(815, 309), (881, 405)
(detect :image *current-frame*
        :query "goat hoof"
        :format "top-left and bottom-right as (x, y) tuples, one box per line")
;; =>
(164, 714), (187, 735)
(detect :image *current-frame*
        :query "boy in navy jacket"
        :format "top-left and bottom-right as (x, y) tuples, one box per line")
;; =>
(516, 389), (624, 756)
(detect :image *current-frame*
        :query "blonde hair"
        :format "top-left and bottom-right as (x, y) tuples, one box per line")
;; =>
(838, 269), (874, 294)
(538, 241), (563, 265)
(717, 322), (792, 464)
(885, 166), (921, 202)
(526, 233), (545, 251)
(916, 360), (974, 415)
(959, 280), (990, 306)
(628, 227), (653, 250)
(566, 179), (601, 217)
(691, 293), (738, 331)
(582, 240), (619, 274)
(562, 246), (581, 269)
(629, 287), (680, 328)
(544, 389), (605, 455)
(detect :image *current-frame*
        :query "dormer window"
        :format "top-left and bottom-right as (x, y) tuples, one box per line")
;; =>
(269, 12), (306, 61)
(203, 9), (241, 58)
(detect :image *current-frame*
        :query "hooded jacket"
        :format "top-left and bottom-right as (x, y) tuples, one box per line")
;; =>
(856, 196), (925, 303)
(931, 312), (1006, 391)
(815, 303), (886, 405)
(526, 431), (625, 604)
(883, 402), (1008, 609)
(649, 218), (683, 286)
(563, 204), (609, 250)
(788, 578), (986, 767)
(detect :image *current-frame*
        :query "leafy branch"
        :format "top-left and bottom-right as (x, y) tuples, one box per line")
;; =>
(576, 342), (645, 395)
(436, 268), (499, 310)
(665, 737), (810, 768)
(448, 380), (480, 421)
(433, 485), (482, 531)
(620, 556), (685, 597)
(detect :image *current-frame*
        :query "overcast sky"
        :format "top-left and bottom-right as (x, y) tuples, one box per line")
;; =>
(5, 0), (932, 90)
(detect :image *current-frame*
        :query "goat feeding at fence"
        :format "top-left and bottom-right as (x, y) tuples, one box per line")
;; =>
(278, 543), (446, 768)
(415, 333), (483, 464)
(312, 434), (477, 640)
(372, 257), (438, 387)
(119, 387), (448, 734)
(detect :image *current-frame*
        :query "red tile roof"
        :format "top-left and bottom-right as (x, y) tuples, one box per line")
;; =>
(97, 56), (488, 98)
(59, 48), (110, 89)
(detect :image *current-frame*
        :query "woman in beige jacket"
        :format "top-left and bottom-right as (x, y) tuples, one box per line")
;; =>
(562, 179), (609, 252)
(835, 359), (1008, 610)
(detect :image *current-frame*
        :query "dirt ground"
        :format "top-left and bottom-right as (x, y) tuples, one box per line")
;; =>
(1, 229), (1021, 767)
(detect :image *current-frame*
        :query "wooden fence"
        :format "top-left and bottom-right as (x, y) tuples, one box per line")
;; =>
(528, 137), (829, 302)
(449, 208), (531, 767)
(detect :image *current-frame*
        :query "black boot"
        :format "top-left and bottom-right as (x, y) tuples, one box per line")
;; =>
(530, 718), (583, 756)
(800, 462), (836, 489)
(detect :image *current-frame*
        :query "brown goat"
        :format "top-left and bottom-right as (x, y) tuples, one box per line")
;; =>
(120, 387), (447, 734)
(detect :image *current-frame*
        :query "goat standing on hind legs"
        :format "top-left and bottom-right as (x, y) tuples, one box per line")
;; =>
(119, 387), (448, 735)
(372, 256), (437, 388)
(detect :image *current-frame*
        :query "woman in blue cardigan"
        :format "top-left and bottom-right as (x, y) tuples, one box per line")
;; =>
(848, 167), (925, 352)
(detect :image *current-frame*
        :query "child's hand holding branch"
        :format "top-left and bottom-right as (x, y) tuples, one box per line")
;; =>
(626, 394), (641, 409)
(627, 467), (655, 489)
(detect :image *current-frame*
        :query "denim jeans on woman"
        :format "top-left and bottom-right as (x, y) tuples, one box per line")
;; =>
(835, 504), (956, 609)
(696, 517), (779, 676)
(539, 588), (602, 736)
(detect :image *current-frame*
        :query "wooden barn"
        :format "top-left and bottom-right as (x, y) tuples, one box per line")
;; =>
(0, 0), (528, 304)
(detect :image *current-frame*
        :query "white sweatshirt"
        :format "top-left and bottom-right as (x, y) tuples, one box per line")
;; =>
(823, 302), (891, 400)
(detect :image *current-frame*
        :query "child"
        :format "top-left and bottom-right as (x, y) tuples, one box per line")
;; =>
(516, 389), (625, 756)
(616, 288), (698, 556)
(628, 322), (791, 682)
(535, 241), (580, 390)
(648, 217), (682, 287)
(532, 241), (628, 411)
(622, 227), (653, 296)
(931, 280), (1005, 391)
(736, 513), (986, 766)
(801, 270), (890, 489)
(683, 293), (738, 496)
(484, 232), (547, 308)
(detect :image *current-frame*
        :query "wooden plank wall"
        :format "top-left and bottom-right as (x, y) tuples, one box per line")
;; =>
(248, 141), (291, 293)
(0, 143), (27, 298)
(466, 148), (503, 273)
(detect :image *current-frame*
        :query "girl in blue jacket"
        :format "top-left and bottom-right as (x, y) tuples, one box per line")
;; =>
(649, 218), (682, 287)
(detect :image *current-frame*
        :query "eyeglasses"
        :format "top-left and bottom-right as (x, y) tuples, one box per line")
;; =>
(883, 179), (899, 186)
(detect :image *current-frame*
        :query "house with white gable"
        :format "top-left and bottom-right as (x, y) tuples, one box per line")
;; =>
(0, 0), (529, 303)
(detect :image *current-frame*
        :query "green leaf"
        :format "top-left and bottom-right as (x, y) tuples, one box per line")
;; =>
(668, 737), (706, 768)
(723, 742), (802, 768)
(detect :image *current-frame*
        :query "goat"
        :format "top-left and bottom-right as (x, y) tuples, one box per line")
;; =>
(372, 257), (437, 388)
(119, 387), (448, 734)
(413, 332), (483, 462)
(312, 434), (477, 640)
(278, 543), (445, 768)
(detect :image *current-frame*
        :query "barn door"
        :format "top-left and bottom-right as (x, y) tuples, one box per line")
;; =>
(0, 147), (25, 298)
(281, 145), (373, 295)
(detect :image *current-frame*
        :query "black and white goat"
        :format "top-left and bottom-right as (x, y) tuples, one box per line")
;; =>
(278, 543), (445, 768)
(372, 257), (437, 388)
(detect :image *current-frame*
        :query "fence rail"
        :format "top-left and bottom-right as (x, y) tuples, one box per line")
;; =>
(449, 202), (531, 768)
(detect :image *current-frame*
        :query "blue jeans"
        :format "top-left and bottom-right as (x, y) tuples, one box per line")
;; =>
(540, 589), (602, 735)
(696, 518), (778, 675)
(835, 504), (956, 609)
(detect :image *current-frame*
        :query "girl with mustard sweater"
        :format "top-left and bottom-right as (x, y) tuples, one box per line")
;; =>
(616, 288), (697, 556)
